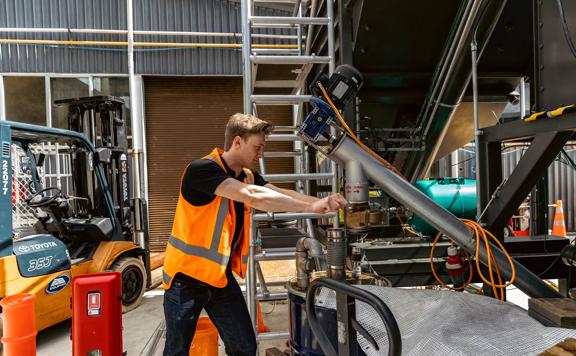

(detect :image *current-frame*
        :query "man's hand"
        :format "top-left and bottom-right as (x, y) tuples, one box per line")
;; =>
(307, 194), (347, 213)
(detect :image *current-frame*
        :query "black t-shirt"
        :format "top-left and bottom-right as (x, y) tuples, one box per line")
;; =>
(181, 155), (268, 278)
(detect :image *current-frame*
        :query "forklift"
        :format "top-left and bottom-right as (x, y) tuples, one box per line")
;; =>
(0, 96), (150, 331)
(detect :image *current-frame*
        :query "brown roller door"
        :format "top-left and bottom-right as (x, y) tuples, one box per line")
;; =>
(144, 76), (293, 252)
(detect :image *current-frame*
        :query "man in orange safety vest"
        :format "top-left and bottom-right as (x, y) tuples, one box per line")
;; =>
(163, 113), (347, 356)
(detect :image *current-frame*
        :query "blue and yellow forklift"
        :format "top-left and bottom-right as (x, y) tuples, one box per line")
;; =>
(0, 96), (150, 331)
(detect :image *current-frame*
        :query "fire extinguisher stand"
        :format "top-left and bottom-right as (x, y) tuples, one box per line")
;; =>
(72, 272), (123, 356)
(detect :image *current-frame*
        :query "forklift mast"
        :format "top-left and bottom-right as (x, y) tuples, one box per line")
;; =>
(54, 96), (133, 241)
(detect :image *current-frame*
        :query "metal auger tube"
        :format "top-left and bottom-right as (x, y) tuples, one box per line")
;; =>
(328, 135), (562, 299)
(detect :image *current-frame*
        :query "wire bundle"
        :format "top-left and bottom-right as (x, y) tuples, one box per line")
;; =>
(317, 82), (405, 179)
(429, 219), (517, 301)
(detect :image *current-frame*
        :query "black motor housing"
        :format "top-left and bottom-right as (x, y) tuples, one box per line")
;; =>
(310, 64), (364, 110)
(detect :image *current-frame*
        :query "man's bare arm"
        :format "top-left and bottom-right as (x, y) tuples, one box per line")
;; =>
(264, 183), (319, 204)
(214, 178), (346, 213)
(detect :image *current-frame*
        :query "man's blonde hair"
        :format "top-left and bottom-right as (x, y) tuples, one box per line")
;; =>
(223, 113), (273, 150)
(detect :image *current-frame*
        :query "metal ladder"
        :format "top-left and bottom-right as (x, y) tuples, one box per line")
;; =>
(241, 0), (338, 343)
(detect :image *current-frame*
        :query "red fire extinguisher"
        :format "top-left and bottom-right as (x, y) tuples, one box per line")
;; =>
(72, 272), (123, 356)
(446, 246), (468, 288)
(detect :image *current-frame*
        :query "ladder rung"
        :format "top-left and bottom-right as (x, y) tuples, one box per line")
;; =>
(257, 292), (288, 301)
(250, 55), (331, 65)
(255, 251), (296, 261)
(254, 80), (298, 88)
(273, 125), (298, 131)
(253, 0), (298, 2)
(251, 94), (311, 105)
(267, 134), (300, 141)
(257, 332), (290, 341)
(253, 212), (337, 221)
(264, 151), (302, 158)
(250, 16), (330, 26)
(264, 172), (334, 182)
(251, 48), (301, 55)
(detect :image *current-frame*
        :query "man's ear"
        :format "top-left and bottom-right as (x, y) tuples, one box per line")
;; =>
(232, 136), (242, 148)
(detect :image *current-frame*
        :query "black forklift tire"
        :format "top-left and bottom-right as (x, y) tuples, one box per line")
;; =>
(110, 256), (146, 313)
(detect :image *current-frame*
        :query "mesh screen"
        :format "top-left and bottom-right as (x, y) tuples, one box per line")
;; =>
(316, 285), (576, 355)
(11, 143), (73, 234)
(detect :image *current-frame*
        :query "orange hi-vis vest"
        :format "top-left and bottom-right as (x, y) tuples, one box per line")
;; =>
(162, 148), (254, 289)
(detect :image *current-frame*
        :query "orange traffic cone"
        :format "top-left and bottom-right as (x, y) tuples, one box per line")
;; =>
(552, 200), (568, 238)
(256, 302), (270, 333)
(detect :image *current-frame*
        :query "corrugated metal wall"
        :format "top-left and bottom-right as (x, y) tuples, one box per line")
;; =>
(433, 145), (576, 231)
(502, 146), (576, 232)
(0, 0), (289, 74)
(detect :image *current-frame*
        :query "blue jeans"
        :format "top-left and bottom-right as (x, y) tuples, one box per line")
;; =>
(163, 273), (257, 356)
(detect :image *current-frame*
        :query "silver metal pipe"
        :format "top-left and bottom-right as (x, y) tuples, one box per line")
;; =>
(256, 292), (288, 300)
(258, 157), (267, 175)
(127, 0), (146, 250)
(253, 211), (337, 221)
(263, 172), (334, 182)
(242, 0), (257, 334)
(250, 55), (331, 64)
(257, 332), (290, 341)
(255, 262), (269, 295)
(329, 135), (562, 298)
(250, 16), (330, 25)
(267, 134), (301, 141)
(326, 0), (339, 228)
(292, 0), (303, 16)
(471, 40), (482, 219)
(254, 251), (296, 261)
(241, 0), (253, 114)
(273, 126), (298, 131)
(297, 2), (303, 55)
(519, 77), (526, 118)
(345, 160), (368, 204)
(326, 0), (335, 75)
(304, 0), (318, 56)
(247, 208), (258, 332)
(251, 48), (301, 55)
(263, 151), (302, 158)
(251, 94), (311, 104)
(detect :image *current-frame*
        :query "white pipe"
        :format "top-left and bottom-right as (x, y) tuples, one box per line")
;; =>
(519, 77), (526, 118)
(45, 77), (52, 127)
(127, 0), (145, 251)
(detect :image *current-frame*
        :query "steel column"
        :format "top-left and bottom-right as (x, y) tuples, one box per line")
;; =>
(482, 131), (573, 232)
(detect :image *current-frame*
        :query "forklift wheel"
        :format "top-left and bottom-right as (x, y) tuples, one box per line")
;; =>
(111, 257), (146, 313)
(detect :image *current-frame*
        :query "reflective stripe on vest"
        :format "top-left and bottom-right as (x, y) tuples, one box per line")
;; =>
(163, 270), (171, 285)
(167, 196), (230, 266)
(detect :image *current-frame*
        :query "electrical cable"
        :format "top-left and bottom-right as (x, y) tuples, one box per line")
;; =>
(429, 219), (517, 300)
(317, 82), (406, 179)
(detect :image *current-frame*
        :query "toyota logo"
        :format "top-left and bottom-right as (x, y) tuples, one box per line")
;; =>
(17, 245), (30, 253)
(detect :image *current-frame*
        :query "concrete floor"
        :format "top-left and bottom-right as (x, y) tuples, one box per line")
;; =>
(36, 286), (290, 355)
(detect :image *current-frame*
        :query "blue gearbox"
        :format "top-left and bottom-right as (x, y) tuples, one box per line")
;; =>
(299, 97), (336, 143)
